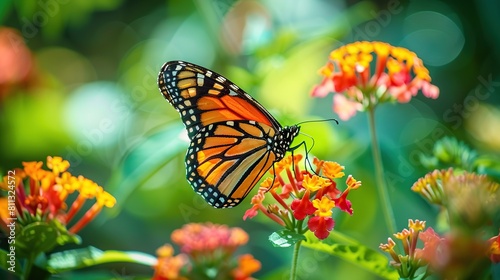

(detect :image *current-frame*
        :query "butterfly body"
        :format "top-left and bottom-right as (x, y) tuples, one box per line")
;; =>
(158, 61), (299, 208)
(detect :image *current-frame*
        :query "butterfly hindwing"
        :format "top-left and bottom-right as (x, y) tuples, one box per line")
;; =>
(158, 60), (300, 208)
(186, 120), (278, 208)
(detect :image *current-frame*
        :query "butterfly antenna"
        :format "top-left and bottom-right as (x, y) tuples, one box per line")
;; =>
(296, 118), (339, 126)
(292, 118), (339, 174)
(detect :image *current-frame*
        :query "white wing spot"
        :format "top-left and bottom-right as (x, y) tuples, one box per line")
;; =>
(197, 77), (204, 86)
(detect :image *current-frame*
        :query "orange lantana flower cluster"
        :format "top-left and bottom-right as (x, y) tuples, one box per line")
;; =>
(312, 41), (439, 120)
(0, 156), (116, 234)
(382, 168), (500, 279)
(243, 155), (361, 240)
(153, 223), (260, 280)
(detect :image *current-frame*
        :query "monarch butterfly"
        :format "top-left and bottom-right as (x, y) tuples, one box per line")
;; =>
(158, 61), (300, 208)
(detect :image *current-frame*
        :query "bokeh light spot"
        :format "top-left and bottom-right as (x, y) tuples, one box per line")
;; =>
(402, 11), (464, 66)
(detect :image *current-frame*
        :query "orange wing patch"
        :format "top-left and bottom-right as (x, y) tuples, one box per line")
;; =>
(239, 122), (264, 137)
(220, 95), (274, 127)
(178, 78), (197, 89)
(231, 151), (276, 198)
(203, 136), (238, 148)
(205, 159), (236, 186)
(217, 147), (270, 196)
(225, 138), (266, 157)
(196, 95), (274, 127)
(214, 125), (244, 137)
(178, 70), (196, 79)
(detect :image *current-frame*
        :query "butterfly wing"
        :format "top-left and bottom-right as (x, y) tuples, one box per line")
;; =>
(158, 61), (281, 140)
(186, 120), (279, 208)
(158, 61), (298, 208)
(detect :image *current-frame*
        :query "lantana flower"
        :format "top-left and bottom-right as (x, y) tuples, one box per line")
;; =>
(0, 156), (116, 279)
(152, 223), (260, 280)
(381, 219), (499, 279)
(397, 169), (500, 278)
(0, 156), (116, 235)
(153, 244), (189, 280)
(232, 254), (262, 280)
(379, 219), (428, 279)
(311, 41), (439, 120)
(411, 169), (500, 229)
(243, 154), (360, 240)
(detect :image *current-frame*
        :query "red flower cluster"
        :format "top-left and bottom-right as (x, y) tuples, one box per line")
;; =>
(153, 223), (260, 280)
(243, 155), (361, 240)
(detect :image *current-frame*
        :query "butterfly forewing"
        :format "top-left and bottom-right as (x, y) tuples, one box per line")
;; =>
(158, 61), (299, 208)
(158, 61), (280, 139)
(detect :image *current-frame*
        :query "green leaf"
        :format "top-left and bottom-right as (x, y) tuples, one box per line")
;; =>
(105, 122), (187, 216)
(46, 246), (157, 273)
(50, 219), (81, 246)
(268, 230), (306, 248)
(14, 219), (80, 259)
(301, 232), (398, 280)
(16, 222), (59, 258)
(0, 249), (21, 275)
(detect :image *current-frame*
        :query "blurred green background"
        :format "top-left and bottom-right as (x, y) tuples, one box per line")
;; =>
(1, 0), (500, 279)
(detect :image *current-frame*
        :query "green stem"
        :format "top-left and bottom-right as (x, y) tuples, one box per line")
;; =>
(290, 240), (302, 280)
(23, 254), (35, 280)
(367, 105), (397, 234)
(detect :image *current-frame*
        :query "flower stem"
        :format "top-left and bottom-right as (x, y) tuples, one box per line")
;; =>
(24, 254), (35, 280)
(290, 240), (302, 280)
(367, 106), (397, 234)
